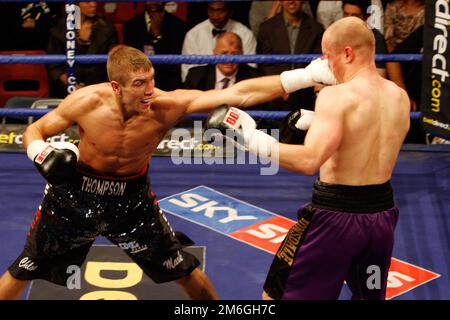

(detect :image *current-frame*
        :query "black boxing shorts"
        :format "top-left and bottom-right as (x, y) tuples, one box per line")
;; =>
(8, 166), (200, 286)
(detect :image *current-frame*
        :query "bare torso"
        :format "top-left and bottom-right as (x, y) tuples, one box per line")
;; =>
(319, 72), (410, 185)
(25, 71), (274, 177)
(66, 84), (188, 176)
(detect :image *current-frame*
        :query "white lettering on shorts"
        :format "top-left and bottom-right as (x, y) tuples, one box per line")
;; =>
(163, 251), (184, 270)
(118, 241), (148, 254)
(81, 176), (127, 196)
(19, 257), (38, 271)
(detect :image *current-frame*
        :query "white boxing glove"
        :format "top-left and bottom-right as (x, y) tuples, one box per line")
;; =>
(286, 109), (315, 136)
(295, 109), (315, 131)
(205, 105), (277, 158)
(280, 57), (337, 93)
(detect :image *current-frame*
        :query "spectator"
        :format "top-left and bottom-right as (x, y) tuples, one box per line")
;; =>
(185, 1), (252, 32)
(184, 32), (267, 112)
(248, 1), (313, 38)
(387, 25), (424, 112)
(316, 0), (384, 33)
(384, 0), (425, 111)
(0, 2), (61, 51)
(384, 0), (424, 52)
(316, 0), (344, 29)
(181, 1), (256, 82)
(342, 0), (388, 77)
(392, 25), (425, 141)
(47, 1), (118, 98)
(124, 1), (187, 91)
(97, 2), (142, 24)
(257, 0), (324, 110)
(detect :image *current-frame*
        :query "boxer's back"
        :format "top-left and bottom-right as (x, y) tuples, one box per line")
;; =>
(320, 72), (410, 185)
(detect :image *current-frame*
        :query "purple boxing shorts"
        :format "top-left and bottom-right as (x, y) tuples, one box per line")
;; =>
(264, 179), (398, 300)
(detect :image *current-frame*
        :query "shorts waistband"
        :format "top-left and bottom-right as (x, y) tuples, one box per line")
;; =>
(73, 166), (149, 197)
(312, 179), (395, 213)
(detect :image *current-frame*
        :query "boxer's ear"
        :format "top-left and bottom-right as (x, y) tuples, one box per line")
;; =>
(111, 81), (121, 95)
(344, 46), (355, 64)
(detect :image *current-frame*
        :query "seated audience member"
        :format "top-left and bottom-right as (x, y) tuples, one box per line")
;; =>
(47, 1), (118, 98)
(181, 1), (256, 82)
(97, 2), (142, 24)
(394, 25), (425, 143)
(384, 0), (424, 111)
(316, 0), (343, 29)
(185, 31), (268, 113)
(248, 1), (313, 38)
(257, 0), (324, 110)
(184, 32), (263, 91)
(124, 1), (187, 91)
(384, 0), (424, 52)
(8, 2), (61, 51)
(316, 0), (384, 33)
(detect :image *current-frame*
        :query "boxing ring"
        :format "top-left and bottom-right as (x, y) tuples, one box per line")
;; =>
(0, 0), (449, 301)
(0, 145), (449, 300)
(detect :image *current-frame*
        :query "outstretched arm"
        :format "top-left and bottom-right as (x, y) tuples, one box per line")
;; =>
(185, 57), (336, 114)
(185, 75), (284, 114)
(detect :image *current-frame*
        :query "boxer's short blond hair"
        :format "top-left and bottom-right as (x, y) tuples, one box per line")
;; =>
(107, 45), (152, 85)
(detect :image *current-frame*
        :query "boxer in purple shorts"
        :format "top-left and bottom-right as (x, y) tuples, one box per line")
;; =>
(206, 17), (410, 300)
(263, 179), (399, 299)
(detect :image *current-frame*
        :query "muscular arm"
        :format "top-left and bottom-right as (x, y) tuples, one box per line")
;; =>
(275, 87), (344, 175)
(23, 88), (92, 148)
(185, 75), (285, 114)
(183, 57), (335, 114)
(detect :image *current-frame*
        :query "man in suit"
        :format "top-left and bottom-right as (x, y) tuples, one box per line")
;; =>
(123, 1), (187, 91)
(181, 1), (256, 82)
(185, 32), (262, 89)
(257, 0), (324, 110)
(184, 32), (266, 110)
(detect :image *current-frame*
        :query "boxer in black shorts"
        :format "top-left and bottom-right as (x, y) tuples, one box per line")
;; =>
(8, 165), (200, 287)
(0, 45), (226, 299)
(0, 43), (339, 299)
